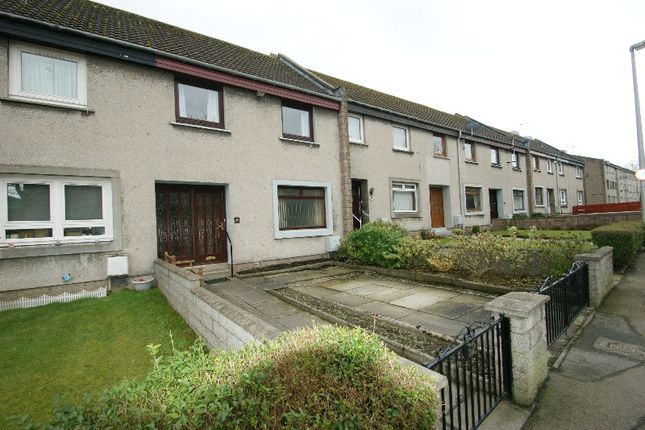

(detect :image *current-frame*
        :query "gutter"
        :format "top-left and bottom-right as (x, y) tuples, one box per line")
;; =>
(0, 11), (341, 103)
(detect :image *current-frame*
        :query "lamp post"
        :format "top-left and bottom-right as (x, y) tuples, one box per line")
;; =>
(630, 40), (645, 223)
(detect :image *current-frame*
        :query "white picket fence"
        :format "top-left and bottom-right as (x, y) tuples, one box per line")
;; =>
(0, 287), (107, 311)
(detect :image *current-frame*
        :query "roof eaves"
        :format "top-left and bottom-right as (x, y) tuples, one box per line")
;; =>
(0, 9), (341, 103)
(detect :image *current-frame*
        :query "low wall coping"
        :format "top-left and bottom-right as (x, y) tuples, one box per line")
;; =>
(485, 292), (549, 318)
(575, 246), (613, 262)
(155, 259), (201, 281)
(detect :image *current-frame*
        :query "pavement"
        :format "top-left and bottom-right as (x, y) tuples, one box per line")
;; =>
(524, 253), (645, 430)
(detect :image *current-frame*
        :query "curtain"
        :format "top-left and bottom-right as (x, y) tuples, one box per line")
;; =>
(393, 190), (414, 211)
(279, 196), (324, 229)
(178, 84), (188, 117)
(299, 109), (310, 137)
(206, 89), (219, 123)
(21, 52), (77, 98)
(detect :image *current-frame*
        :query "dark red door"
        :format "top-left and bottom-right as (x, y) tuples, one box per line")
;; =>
(155, 184), (227, 264)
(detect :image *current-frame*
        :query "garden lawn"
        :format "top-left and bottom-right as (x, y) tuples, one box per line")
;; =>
(490, 229), (592, 240)
(0, 289), (196, 428)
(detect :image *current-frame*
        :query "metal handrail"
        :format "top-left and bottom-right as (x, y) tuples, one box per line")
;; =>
(224, 230), (233, 278)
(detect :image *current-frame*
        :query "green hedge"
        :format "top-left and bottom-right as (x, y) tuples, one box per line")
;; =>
(34, 326), (437, 429)
(592, 221), (645, 269)
(337, 221), (407, 268)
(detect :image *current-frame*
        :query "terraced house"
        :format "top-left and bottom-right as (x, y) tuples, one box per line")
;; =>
(0, 0), (584, 296)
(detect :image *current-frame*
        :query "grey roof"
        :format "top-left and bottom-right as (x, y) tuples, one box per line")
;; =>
(529, 139), (583, 164)
(0, 0), (331, 96)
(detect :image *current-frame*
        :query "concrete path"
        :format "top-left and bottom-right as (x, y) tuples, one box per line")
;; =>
(524, 253), (645, 430)
(249, 266), (496, 338)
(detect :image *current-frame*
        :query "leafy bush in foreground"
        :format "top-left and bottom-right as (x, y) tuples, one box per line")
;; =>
(337, 221), (407, 268)
(592, 221), (645, 269)
(35, 326), (437, 430)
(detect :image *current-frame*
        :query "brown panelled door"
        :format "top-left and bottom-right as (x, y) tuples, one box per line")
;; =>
(155, 184), (227, 264)
(429, 187), (445, 228)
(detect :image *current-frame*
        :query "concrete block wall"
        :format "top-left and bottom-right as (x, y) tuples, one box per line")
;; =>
(154, 259), (280, 349)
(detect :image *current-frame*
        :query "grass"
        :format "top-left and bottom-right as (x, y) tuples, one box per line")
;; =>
(0, 289), (196, 428)
(489, 229), (592, 240)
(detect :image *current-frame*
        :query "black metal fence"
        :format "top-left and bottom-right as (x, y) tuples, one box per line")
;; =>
(537, 261), (589, 347)
(427, 317), (512, 430)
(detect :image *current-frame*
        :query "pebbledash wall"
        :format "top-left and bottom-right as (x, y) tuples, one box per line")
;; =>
(0, 36), (343, 292)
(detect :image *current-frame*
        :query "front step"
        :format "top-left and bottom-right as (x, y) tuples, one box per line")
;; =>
(190, 264), (231, 282)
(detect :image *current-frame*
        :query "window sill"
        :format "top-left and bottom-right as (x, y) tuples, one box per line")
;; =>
(534, 169), (541, 172)
(170, 122), (231, 134)
(576, 177), (583, 180)
(392, 148), (414, 154)
(1, 96), (94, 114)
(465, 212), (485, 217)
(512, 168), (522, 172)
(491, 164), (502, 169)
(547, 171), (554, 175)
(433, 155), (449, 160)
(535, 205), (546, 208)
(0, 240), (120, 260)
(391, 212), (422, 219)
(349, 140), (367, 146)
(280, 137), (319, 146)
(465, 160), (478, 165)
(558, 174), (565, 177)
(274, 227), (331, 239)
(513, 210), (527, 214)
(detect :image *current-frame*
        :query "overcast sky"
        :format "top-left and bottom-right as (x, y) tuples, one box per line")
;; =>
(95, 0), (645, 168)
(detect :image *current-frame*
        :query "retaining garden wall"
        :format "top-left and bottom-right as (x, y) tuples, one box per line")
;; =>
(492, 211), (640, 230)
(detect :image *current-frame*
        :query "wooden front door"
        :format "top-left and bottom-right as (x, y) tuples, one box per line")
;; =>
(429, 187), (445, 228)
(155, 184), (227, 264)
(489, 189), (499, 219)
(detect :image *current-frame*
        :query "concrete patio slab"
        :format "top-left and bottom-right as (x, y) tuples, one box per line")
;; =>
(315, 279), (362, 292)
(400, 311), (466, 337)
(275, 311), (327, 330)
(390, 291), (447, 310)
(350, 284), (397, 298)
(326, 292), (372, 307)
(357, 301), (417, 319)
(252, 298), (303, 319)
(421, 300), (483, 320)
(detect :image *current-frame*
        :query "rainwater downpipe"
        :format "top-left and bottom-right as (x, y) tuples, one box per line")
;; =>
(456, 131), (465, 224)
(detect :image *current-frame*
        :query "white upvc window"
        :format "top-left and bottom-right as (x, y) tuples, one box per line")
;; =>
(560, 189), (568, 206)
(464, 142), (475, 162)
(1, 176), (112, 246)
(392, 182), (418, 213)
(546, 159), (553, 173)
(9, 42), (87, 108)
(577, 191), (584, 205)
(465, 186), (483, 212)
(535, 187), (545, 207)
(557, 162), (564, 175)
(511, 152), (520, 169)
(392, 126), (409, 150)
(490, 148), (500, 166)
(513, 189), (526, 211)
(576, 166), (583, 178)
(348, 115), (364, 144)
(272, 180), (332, 239)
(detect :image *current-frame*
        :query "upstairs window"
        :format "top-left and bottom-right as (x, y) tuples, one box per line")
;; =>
(348, 115), (364, 143)
(433, 134), (446, 156)
(9, 42), (87, 107)
(490, 148), (500, 166)
(392, 127), (409, 150)
(576, 166), (583, 178)
(546, 160), (553, 173)
(176, 81), (224, 128)
(558, 162), (564, 175)
(282, 102), (313, 141)
(533, 156), (540, 171)
(464, 142), (475, 162)
(511, 152), (520, 169)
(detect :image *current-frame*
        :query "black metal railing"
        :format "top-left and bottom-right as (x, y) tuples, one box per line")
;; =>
(225, 230), (233, 278)
(537, 261), (589, 347)
(427, 317), (512, 430)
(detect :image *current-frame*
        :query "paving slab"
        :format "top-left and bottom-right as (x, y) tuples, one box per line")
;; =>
(421, 300), (483, 319)
(252, 298), (303, 319)
(390, 291), (448, 310)
(298, 285), (341, 298)
(401, 311), (466, 337)
(349, 284), (397, 298)
(325, 292), (372, 307)
(356, 301), (417, 319)
(275, 311), (327, 330)
(313, 278), (362, 292)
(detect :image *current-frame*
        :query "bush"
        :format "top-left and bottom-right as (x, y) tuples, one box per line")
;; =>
(38, 326), (437, 430)
(530, 212), (546, 219)
(471, 225), (481, 234)
(592, 221), (645, 269)
(512, 213), (528, 220)
(338, 221), (407, 268)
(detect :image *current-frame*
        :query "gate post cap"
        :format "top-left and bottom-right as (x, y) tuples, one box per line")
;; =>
(485, 292), (549, 318)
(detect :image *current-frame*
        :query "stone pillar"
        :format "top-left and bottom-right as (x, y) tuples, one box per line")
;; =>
(337, 92), (354, 236)
(485, 292), (550, 407)
(576, 246), (614, 307)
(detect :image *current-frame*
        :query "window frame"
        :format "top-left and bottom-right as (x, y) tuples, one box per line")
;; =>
(532, 155), (540, 171)
(9, 41), (88, 108)
(1, 175), (113, 247)
(511, 152), (520, 170)
(546, 159), (553, 174)
(272, 180), (332, 239)
(391, 181), (419, 214)
(535, 186), (545, 207)
(392, 126), (410, 151)
(576, 166), (583, 178)
(347, 114), (365, 144)
(513, 188), (526, 212)
(560, 189), (568, 206)
(174, 78), (225, 129)
(490, 148), (500, 166)
(557, 162), (564, 176)
(465, 186), (483, 213)
(464, 142), (476, 162)
(433, 134), (447, 157)
(281, 101), (314, 142)
(577, 191), (584, 205)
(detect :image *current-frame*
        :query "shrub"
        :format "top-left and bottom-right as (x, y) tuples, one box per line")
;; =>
(385, 236), (434, 270)
(530, 212), (546, 219)
(339, 221), (407, 268)
(512, 213), (528, 220)
(471, 225), (481, 234)
(592, 221), (645, 269)
(39, 326), (438, 430)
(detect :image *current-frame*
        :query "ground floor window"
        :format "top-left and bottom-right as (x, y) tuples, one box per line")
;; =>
(513, 189), (525, 211)
(535, 187), (544, 206)
(465, 186), (482, 212)
(560, 190), (568, 206)
(278, 186), (326, 230)
(392, 182), (418, 213)
(1, 176), (112, 246)
(577, 191), (584, 205)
